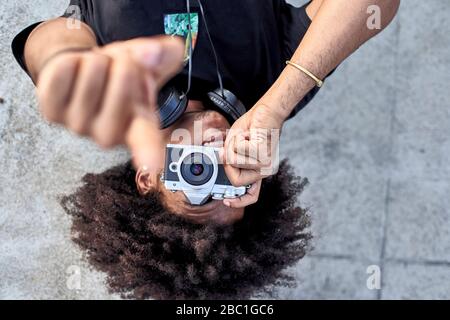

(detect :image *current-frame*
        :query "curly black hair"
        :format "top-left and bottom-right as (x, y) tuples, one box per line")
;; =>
(60, 159), (311, 299)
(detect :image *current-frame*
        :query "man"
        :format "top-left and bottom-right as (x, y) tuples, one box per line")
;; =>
(12, 0), (400, 212)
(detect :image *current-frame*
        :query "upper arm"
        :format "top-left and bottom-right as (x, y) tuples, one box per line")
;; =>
(22, 17), (96, 82)
(11, 0), (94, 79)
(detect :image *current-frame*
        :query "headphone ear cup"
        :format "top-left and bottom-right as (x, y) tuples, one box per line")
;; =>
(158, 86), (188, 129)
(207, 88), (246, 124)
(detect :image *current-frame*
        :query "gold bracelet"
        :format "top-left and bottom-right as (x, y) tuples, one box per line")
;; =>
(286, 60), (324, 88)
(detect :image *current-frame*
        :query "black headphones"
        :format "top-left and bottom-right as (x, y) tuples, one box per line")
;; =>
(158, 0), (246, 129)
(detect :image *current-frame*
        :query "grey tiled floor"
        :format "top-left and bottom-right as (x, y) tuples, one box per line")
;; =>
(0, 0), (449, 299)
(278, 0), (450, 299)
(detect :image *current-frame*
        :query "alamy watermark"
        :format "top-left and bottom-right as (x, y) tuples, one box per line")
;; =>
(367, 5), (382, 30)
(366, 265), (381, 290)
(66, 265), (82, 291)
(65, 5), (82, 30)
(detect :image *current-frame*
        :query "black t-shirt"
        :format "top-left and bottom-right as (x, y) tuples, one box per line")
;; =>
(12, 0), (320, 117)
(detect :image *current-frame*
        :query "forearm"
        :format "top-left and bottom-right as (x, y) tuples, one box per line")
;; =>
(24, 18), (97, 82)
(259, 0), (400, 121)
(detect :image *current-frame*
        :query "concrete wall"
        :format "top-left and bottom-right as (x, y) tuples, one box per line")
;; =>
(1, 0), (449, 299)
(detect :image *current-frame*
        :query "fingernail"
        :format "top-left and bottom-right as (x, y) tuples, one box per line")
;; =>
(224, 200), (231, 207)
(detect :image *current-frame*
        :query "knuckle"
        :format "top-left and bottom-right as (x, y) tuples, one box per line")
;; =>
(67, 117), (89, 136)
(83, 52), (110, 74)
(95, 134), (116, 149)
(40, 107), (61, 123)
(114, 64), (135, 91)
(226, 172), (237, 185)
(38, 100), (63, 123)
(230, 177), (241, 187)
(50, 51), (78, 65)
(92, 124), (118, 149)
(51, 54), (80, 76)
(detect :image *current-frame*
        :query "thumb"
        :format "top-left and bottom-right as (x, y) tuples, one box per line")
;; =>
(130, 36), (185, 88)
(126, 115), (165, 171)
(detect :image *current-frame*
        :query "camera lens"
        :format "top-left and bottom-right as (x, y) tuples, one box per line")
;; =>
(180, 153), (214, 186)
(190, 163), (204, 176)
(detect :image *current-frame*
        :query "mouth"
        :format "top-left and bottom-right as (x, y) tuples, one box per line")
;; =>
(180, 194), (222, 218)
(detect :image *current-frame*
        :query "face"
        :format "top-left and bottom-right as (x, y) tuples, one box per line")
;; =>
(136, 100), (244, 225)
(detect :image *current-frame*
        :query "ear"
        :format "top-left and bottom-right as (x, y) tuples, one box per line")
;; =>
(135, 166), (160, 195)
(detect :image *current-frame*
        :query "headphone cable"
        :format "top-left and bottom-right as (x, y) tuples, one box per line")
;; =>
(196, 0), (225, 97)
(183, 0), (194, 99)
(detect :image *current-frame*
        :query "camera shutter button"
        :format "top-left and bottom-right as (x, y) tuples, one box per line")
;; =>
(212, 193), (224, 200)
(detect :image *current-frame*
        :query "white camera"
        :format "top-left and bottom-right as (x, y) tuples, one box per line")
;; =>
(162, 144), (247, 205)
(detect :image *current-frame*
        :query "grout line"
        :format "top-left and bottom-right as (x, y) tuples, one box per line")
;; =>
(385, 258), (450, 268)
(309, 253), (358, 261)
(308, 253), (450, 268)
(377, 10), (402, 300)
(377, 14), (401, 300)
(378, 178), (391, 300)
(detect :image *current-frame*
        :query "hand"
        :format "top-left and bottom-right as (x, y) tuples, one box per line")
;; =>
(223, 180), (262, 208)
(36, 36), (185, 169)
(223, 103), (285, 186)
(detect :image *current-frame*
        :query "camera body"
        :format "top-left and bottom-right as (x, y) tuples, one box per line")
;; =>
(162, 144), (247, 205)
